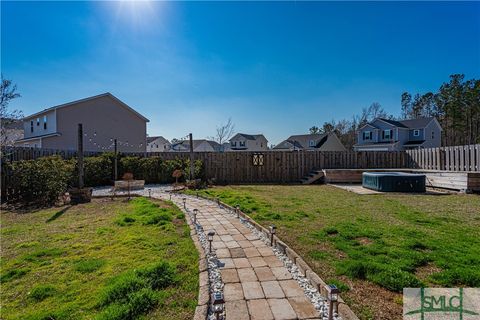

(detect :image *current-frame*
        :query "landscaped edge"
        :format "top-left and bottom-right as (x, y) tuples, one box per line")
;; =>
(194, 193), (359, 320)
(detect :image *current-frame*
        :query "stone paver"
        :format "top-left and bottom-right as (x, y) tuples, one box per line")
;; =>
(261, 281), (285, 299)
(225, 283), (244, 301)
(248, 299), (274, 320)
(159, 193), (320, 320)
(268, 298), (297, 320)
(226, 300), (250, 320)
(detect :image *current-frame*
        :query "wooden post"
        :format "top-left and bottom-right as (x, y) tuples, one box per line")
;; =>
(189, 133), (194, 180)
(78, 123), (84, 188)
(114, 138), (118, 181)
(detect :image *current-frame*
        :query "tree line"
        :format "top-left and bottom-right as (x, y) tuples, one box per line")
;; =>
(310, 74), (480, 149)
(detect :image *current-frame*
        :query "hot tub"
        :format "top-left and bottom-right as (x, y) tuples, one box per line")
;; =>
(362, 172), (426, 192)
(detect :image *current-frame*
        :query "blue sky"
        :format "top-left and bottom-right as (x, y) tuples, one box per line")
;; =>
(2, 1), (479, 145)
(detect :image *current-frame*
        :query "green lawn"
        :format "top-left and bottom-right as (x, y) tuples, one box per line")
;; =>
(186, 185), (480, 320)
(1, 197), (198, 320)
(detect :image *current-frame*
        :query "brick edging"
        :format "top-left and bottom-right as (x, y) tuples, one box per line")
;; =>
(180, 201), (210, 320)
(191, 192), (359, 320)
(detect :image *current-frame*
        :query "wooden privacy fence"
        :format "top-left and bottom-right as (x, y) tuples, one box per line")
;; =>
(1, 145), (478, 184)
(406, 144), (480, 172)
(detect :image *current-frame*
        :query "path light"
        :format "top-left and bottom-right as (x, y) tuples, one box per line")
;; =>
(208, 231), (215, 253)
(212, 291), (225, 320)
(325, 284), (340, 320)
(216, 197), (220, 206)
(235, 204), (240, 218)
(269, 225), (276, 246)
(169, 193), (172, 201)
(196, 191), (199, 198)
(193, 209), (198, 224)
(182, 197), (187, 209)
(148, 188), (152, 198)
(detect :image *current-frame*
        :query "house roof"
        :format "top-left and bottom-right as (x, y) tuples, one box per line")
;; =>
(230, 133), (267, 141)
(273, 133), (329, 149)
(22, 92), (150, 122)
(403, 140), (426, 146)
(147, 136), (169, 144)
(377, 118), (408, 128)
(398, 117), (435, 128)
(172, 139), (221, 151)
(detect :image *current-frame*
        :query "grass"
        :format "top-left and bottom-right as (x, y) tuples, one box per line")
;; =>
(1, 197), (198, 320)
(186, 185), (480, 319)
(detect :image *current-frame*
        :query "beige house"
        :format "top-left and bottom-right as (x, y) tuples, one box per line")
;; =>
(15, 93), (149, 152)
(147, 136), (171, 152)
(273, 133), (346, 151)
(228, 133), (268, 151)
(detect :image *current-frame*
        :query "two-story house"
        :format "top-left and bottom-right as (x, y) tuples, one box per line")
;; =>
(146, 136), (171, 152)
(170, 139), (222, 152)
(14, 93), (149, 152)
(273, 133), (347, 151)
(354, 117), (442, 151)
(228, 133), (268, 151)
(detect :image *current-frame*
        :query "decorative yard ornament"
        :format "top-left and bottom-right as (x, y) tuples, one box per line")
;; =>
(269, 225), (276, 246)
(325, 284), (340, 320)
(122, 172), (134, 200)
(172, 169), (183, 187)
(211, 291), (225, 320)
(208, 231), (215, 253)
(193, 209), (198, 224)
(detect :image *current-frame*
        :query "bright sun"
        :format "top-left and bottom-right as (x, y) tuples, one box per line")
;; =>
(114, 0), (158, 28)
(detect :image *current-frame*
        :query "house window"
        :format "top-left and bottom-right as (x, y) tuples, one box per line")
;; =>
(383, 129), (392, 140)
(363, 131), (372, 140)
(240, 141), (245, 147)
(43, 116), (47, 130)
(231, 141), (237, 147)
(37, 118), (40, 126)
(30, 120), (34, 133)
(309, 140), (315, 147)
(413, 129), (420, 137)
(431, 131), (434, 139)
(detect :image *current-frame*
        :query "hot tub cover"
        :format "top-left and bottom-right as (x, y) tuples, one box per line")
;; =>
(362, 172), (426, 192)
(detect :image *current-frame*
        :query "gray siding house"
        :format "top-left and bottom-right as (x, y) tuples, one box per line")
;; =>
(147, 136), (171, 152)
(273, 133), (347, 151)
(15, 93), (149, 152)
(228, 133), (268, 151)
(171, 139), (222, 152)
(354, 117), (442, 151)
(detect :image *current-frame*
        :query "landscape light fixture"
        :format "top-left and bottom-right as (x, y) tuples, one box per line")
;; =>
(325, 284), (340, 320)
(193, 209), (198, 224)
(212, 291), (225, 320)
(196, 191), (199, 198)
(182, 197), (187, 209)
(269, 225), (276, 246)
(148, 188), (152, 198)
(235, 204), (240, 218)
(208, 231), (215, 253)
(169, 193), (172, 200)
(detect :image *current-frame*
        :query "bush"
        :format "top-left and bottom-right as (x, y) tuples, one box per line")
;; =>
(5, 156), (74, 206)
(84, 153), (115, 186)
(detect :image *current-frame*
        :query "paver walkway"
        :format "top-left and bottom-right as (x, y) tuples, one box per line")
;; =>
(164, 193), (320, 320)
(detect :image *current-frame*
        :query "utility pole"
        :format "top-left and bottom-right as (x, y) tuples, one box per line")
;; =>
(189, 133), (194, 180)
(78, 123), (84, 188)
(114, 138), (118, 181)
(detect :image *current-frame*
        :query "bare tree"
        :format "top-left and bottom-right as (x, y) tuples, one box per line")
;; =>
(215, 118), (235, 144)
(1, 75), (22, 147)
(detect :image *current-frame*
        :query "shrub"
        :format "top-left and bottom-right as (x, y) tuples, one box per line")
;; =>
(84, 153), (115, 186)
(6, 156), (74, 206)
(29, 284), (57, 302)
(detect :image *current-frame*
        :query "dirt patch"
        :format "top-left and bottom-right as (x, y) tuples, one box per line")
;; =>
(356, 237), (374, 246)
(415, 263), (442, 282)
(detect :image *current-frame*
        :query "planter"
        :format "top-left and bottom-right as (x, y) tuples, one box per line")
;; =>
(69, 187), (93, 204)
